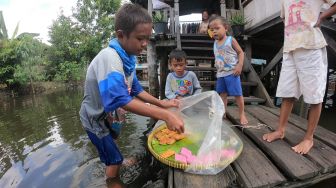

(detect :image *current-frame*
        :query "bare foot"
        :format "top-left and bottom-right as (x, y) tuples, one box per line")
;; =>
(292, 139), (313, 154)
(240, 114), (248, 125)
(262, 131), (284, 142)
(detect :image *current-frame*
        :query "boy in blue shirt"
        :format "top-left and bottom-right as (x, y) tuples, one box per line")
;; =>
(165, 49), (202, 99)
(79, 4), (184, 187)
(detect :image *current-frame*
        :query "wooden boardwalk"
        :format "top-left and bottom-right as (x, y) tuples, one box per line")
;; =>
(168, 105), (336, 188)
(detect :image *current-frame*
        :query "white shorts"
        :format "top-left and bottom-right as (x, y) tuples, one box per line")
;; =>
(276, 47), (328, 104)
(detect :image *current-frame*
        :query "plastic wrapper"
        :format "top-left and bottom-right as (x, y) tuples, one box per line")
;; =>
(151, 91), (243, 175)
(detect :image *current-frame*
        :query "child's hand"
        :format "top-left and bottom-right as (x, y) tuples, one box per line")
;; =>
(233, 64), (243, 76)
(160, 99), (180, 108)
(176, 96), (183, 100)
(166, 111), (184, 133)
(314, 18), (322, 28)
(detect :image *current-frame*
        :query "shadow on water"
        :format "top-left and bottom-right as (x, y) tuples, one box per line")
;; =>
(0, 90), (165, 188)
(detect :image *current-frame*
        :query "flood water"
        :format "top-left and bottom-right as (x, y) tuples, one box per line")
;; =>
(0, 90), (160, 188)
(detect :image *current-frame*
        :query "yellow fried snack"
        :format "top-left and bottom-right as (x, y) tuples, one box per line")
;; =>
(166, 138), (176, 145)
(156, 128), (186, 145)
(159, 139), (167, 145)
(154, 132), (165, 139)
(173, 133), (186, 140)
(161, 129), (171, 133)
(160, 149), (175, 158)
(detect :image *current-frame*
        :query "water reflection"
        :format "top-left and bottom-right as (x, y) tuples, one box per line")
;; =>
(0, 90), (151, 188)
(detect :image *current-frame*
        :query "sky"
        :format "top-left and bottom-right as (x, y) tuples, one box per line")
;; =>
(0, 0), (76, 43)
(0, 0), (199, 44)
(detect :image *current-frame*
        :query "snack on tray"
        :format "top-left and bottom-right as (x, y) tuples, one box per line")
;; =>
(160, 149), (175, 158)
(154, 128), (186, 145)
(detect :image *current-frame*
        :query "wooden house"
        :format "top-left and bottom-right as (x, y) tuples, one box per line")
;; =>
(132, 0), (336, 187)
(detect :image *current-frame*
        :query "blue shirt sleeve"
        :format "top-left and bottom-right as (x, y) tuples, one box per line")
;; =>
(130, 74), (144, 97)
(98, 71), (132, 112)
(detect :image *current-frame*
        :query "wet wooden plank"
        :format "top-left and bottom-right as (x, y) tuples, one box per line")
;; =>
(168, 168), (174, 188)
(259, 105), (336, 150)
(173, 166), (236, 188)
(227, 106), (320, 180)
(245, 106), (336, 173)
(225, 120), (286, 188)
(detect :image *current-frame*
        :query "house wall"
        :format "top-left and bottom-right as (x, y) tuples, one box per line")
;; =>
(244, 0), (281, 30)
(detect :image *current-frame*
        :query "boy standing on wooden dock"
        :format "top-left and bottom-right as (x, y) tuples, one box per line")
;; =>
(208, 15), (248, 125)
(165, 49), (202, 99)
(79, 4), (184, 188)
(263, 0), (336, 154)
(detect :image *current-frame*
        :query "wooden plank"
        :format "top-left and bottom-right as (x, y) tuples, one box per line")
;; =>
(242, 0), (253, 8)
(245, 106), (336, 174)
(220, 0), (226, 18)
(227, 96), (265, 104)
(259, 106), (336, 151)
(147, 40), (160, 97)
(186, 67), (217, 71)
(168, 168), (174, 188)
(225, 120), (287, 188)
(324, 32), (336, 57)
(260, 47), (283, 80)
(186, 56), (214, 60)
(155, 40), (176, 47)
(227, 106), (320, 180)
(169, 7), (174, 34)
(322, 21), (336, 33)
(198, 81), (258, 87)
(173, 166), (236, 188)
(182, 47), (213, 51)
(246, 14), (282, 36)
(181, 39), (213, 44)
(286, 172), (336, 188)
(174, 0), (181, 49)
(246, 64), (275, 107)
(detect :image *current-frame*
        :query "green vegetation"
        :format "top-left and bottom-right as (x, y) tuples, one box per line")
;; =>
(229, 12), (250, 26)
(153, 11), (164, 23)
(0, 0), (121, 94)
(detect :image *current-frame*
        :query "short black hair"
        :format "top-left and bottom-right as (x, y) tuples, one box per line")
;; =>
(168, 49), (187, 64)
(115, 3), (152, 37)
(209, 15), (229, 29)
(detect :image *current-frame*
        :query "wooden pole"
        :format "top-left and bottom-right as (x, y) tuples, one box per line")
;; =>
(147, 0), (160, 97)
(260, 47), (283, 80)
(243, 36), (251, 73)
(159, 49), (170, 99)
(220, 0), (226, 18)
(169, 7), (174, 34)
(163, 9), (168, 22)
(174, 0), (181, 49)
(148, 0), (152, 16)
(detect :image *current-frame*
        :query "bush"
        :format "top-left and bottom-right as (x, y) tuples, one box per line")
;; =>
(230, 12), (250, 26)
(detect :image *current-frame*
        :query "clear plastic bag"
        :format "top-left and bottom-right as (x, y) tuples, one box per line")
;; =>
(152, 91), (243, 175)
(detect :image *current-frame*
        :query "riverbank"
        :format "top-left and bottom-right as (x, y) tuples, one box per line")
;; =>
(0, 81), (83, 99)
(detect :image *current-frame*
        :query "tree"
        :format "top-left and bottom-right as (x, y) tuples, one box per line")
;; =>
(47, 0), (121, 83)
(13, 35), (48, 94)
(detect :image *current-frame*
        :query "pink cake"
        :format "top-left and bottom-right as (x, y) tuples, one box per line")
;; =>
(175, 153), (187, 163)
(180, 147), (192, 157)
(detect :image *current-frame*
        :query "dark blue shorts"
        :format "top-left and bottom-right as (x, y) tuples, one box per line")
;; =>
(86, 130), (123, 166)
(216, 74), (243, 96)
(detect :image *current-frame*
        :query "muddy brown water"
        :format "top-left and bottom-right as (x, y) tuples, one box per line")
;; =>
(0, 90), (164, 188)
